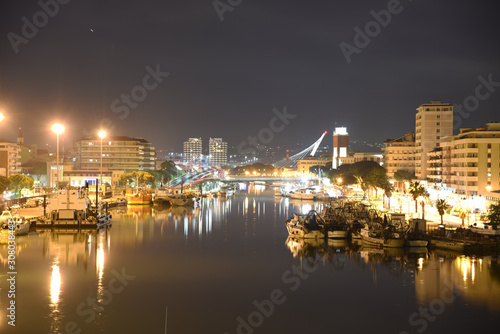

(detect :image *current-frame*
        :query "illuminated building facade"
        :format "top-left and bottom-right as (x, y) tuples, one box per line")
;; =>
(0, 137), (21, 177)
(183, 138), (202, 164)
(297, 156), (330, 176)
(209, 138), (227, 166)
(439, 122), (500, 200)
(415, 100), (453, 180)
(383, 131), (416, 180)
(73, 136), (156, 173)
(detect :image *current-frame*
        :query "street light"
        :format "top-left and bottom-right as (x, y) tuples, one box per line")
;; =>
(98, 130), (106, 185)
(0, 112), (5, 122)
(51, 123), (65, 189)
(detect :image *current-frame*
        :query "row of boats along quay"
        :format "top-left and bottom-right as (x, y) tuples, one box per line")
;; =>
(2, 180), (499, 252)
(284, 198), (500, 254)
(0, 180), (237, 237)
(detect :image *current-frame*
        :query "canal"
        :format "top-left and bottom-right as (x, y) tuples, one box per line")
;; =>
(1, 185), (499, 333)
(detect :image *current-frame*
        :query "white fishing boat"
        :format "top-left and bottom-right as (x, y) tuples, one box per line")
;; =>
(289, 189), (315, 200)
(1, 216), (30, 237)
(1, 210), (20, 227)
(319, 206), (350, 239)
(359, 225), (405, 248)
(153, 189), (173, 205)
(470, 223), (500, 236)
(285, 210), (325, 239)
(429, 238), (472, 252)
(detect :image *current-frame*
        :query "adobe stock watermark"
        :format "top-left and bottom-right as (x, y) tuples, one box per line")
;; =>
(237, 106), (296, 156)
(224, 261), (317, 334)
(50, 267), (135, 334)
(213, 0), (243, 22)
(339, 0), (415, 64)
(82, 64), (169, 136)
(453, 73), (500, 131)
(398, 280), (461, 334)
(7, 0), (71, 54)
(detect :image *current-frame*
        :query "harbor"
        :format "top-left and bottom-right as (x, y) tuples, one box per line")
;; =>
(1, 186), (500, 333)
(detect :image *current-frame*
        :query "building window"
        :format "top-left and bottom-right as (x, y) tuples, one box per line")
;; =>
(437, 115), (440, 119)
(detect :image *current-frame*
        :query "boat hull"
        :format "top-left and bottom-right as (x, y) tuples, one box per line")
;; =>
(170, 198), (195, 206)
(286, 225), (325, 239)
(405, 239), (429, 247)
(360, 228), (404, 248)
(470, 226), (500, 236)
(127, 194), (152, 206)
(430, 239), (470, 252)
(327, 230), (349, 239)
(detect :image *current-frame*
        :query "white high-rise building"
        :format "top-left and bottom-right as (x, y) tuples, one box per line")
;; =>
(209, 138), (227, 166)
(183, 138), (202, 163)
(415, 101), (453, 180)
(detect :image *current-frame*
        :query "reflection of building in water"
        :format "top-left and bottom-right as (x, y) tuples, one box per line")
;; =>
(38, 230), (109, 270)
(38, 229), (109, 333)
(0, 236), (31, 266)
(415, 253), (500, 311)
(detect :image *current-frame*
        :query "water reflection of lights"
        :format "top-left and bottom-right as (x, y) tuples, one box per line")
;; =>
(96, 242), (104, 280)
(50, 264), (61, 304)
(301, 203), (312, 214)
(418, 257), (424, 270)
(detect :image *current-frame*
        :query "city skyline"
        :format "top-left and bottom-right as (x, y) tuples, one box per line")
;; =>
(1, 0), (499, 152)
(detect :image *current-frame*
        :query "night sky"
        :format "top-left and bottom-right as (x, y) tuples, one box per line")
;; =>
(1, 0), (499, 154)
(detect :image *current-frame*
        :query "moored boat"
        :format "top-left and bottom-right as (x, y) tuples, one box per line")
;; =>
(285, 210), (325, 239)
(404, 239), (429, 247)
(470, 223), (500, 236)
(429, 238), (471, 252)
(359, 225), (405, 248)
(127, 193), (152, 205)
(169, 193), (196, 206)
(289, 189), (315, 200)
(1, 217), (30, 237)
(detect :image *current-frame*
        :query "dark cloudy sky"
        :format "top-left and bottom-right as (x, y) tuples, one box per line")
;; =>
(1, 0), (499, 153)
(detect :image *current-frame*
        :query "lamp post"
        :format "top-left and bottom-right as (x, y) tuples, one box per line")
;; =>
(98, 130), (106, 185)
(51, 123), (65, 189)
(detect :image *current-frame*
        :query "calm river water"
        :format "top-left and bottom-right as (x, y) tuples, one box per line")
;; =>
(1, 185), (500, 334)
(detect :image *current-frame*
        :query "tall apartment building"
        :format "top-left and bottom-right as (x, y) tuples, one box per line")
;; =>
(209, 138), (227, 166)
(437, 123), (500, 198)
(332, 127), (348, 169)
(73, 136), (156, 173)
(383, 132), (416, 180)
(183, 138), (202, 163)
(415, 101), (453, 180)
(0, 138), (21, 177)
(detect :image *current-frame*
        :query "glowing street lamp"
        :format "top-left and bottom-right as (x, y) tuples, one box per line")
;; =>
(98, 130), (106, 185)
(51, 123), (65, 188)
(0, 112), (5, 122)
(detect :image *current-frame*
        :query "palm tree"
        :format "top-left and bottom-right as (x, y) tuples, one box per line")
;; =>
(435, 199), (448, 226)
(408, 181), (428, 213)
(487, 201), (500, 229)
